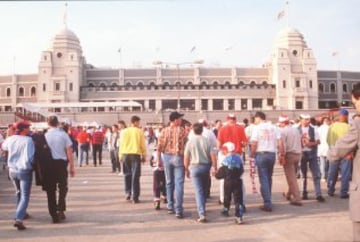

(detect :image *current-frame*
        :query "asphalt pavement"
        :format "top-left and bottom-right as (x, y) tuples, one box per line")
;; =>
(0, 156), (352, 242)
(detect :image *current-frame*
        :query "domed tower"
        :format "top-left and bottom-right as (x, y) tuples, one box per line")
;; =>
(38, 13), (85, 103)
(271, 28), (318, 110)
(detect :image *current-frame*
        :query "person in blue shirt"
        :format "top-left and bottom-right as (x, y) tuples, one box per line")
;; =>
(215, 142), (244, 224)
(2, 120), (35, 230)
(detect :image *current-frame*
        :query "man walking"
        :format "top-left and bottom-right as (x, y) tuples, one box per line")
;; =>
(278, 115), (303, 206)
(119, 116), (146, 203)
(249, 111), (282, 212)
(157, 111), (187, 218)
(2, 120), (35, 230)
(184, 122), (217, 222)
(44, 116), (75, 223)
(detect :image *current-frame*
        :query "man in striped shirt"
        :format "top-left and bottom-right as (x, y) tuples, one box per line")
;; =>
(157, 111), (187, 218)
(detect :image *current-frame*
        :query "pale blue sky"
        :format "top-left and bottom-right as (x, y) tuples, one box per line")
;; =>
(0, 0), (359, 75)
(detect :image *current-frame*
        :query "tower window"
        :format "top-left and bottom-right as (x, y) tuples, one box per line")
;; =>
(309, 80), (313, 89)
(282, 80), (286, 88)
(292, 50), (298, 56)
(31, 87), (36, 96)
(19, 87), (24, 97)
(6, 88), (11, 97)
(57, 52), (62, 58)
(69, 83), (73, 91)
(55, 83), (60, 91)
(43, 83), (46, 91)
(295, 79), (300, 88)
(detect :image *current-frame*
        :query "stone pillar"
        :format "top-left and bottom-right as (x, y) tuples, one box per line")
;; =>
(224, 99), (229, 111)
(262, 99), (267, 110)
(156, 99), (162, 111)
(208, 99), (213, 111)
(247, 98), (253, 110)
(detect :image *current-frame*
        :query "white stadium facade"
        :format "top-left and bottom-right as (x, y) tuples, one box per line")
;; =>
(0, 22), (358, 126)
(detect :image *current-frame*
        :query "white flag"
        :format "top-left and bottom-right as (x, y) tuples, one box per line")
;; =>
(277, 10), (285, 20)
(332, 52), (338, 57)
(190, 46), (196, 53)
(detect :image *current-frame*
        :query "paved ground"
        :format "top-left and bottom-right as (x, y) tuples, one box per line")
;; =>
(0, 156), (352, 242)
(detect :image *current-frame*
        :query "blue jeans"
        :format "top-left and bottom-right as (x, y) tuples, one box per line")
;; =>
(9, 170), (33, 222)
(255, 152), (276, 208)
(301, 151), (322, 197)
(123, 154), (141, 200)
(162, 154), (185, 215)
(78, 143), (89, 166)
(190, 164), (210, 217)
(327, 158), (352, 196)
(319, 156), (329, 180)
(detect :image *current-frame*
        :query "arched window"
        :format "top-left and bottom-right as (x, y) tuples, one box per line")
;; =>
(88, 83), (95, 87)
(137, 82), (144, 90)
(162, 82), (170, 90)
(319, 83), (324, 93)
(330, 83), (336, 93)
(30, 87), (36, 96)
(250, 81), (256, 88)
(6, 88), (11, 97)
(282, 80), (286, 88)
(343, 83), (347, 92)
(213, 82), (219, 89)
(19, 87), (24, 97)
(125, 82), (132, 90)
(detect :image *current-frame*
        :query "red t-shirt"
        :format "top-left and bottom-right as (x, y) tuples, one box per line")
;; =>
(218, 124), (247, 154)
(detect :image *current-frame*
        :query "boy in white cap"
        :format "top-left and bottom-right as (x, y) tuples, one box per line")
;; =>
(215, 141), (244, 224)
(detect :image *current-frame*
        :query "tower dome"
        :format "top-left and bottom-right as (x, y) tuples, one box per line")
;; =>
(275, 27), (307, 49)
(50, 27), (82, 53)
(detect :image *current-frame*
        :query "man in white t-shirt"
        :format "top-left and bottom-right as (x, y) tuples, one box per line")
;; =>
(249, 111), (283, 212)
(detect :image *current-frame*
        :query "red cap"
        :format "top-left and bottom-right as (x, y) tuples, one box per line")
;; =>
(226, 113), (236, 120)
(14, 120), (31, 131)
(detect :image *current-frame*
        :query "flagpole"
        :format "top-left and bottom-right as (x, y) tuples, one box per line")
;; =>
(286, 1), (289, 28)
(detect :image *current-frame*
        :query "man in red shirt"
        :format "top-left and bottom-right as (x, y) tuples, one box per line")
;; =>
(217, 113), (247, 154)
(217, 113), (247, 207)
(92, 127), (105, 167)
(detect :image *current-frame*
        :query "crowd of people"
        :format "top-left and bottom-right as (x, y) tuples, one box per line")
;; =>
(1, 83), (360, 241)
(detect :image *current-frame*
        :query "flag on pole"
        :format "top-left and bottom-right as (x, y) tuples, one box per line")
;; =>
(332, 52), (338, 57)
(276, 10), (285, 20)
(118, 48), (121, 53)
(190, 46), (196, 53)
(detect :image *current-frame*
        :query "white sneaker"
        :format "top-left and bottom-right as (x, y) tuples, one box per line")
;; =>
(197, 215), (206, 223)
(235, 217), (243, 224)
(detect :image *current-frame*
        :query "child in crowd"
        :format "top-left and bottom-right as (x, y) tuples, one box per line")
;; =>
(215, 142), (244, 224)
(150, 148), (166, 210)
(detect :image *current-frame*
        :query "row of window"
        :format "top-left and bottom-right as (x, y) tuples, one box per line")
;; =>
(87, 80), (269, 88)
(3, 87), (37, 97)
(318, 82), (357, 93)
(282, 79), (313, 89)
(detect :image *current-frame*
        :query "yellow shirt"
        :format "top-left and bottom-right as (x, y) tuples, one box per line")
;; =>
(119, 127), (146, 157)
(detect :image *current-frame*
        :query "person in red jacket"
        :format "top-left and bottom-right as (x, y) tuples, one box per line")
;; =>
(92, 126), (105, 167)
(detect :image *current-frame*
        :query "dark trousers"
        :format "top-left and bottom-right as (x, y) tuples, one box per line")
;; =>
(44, 159), (68, 219)
(123, 154), (141, 200)
(153, 169), (166, 199)
(224, 178), (243, 217)
(110, 150), (121, 172)
(92, 144), (103, 166)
